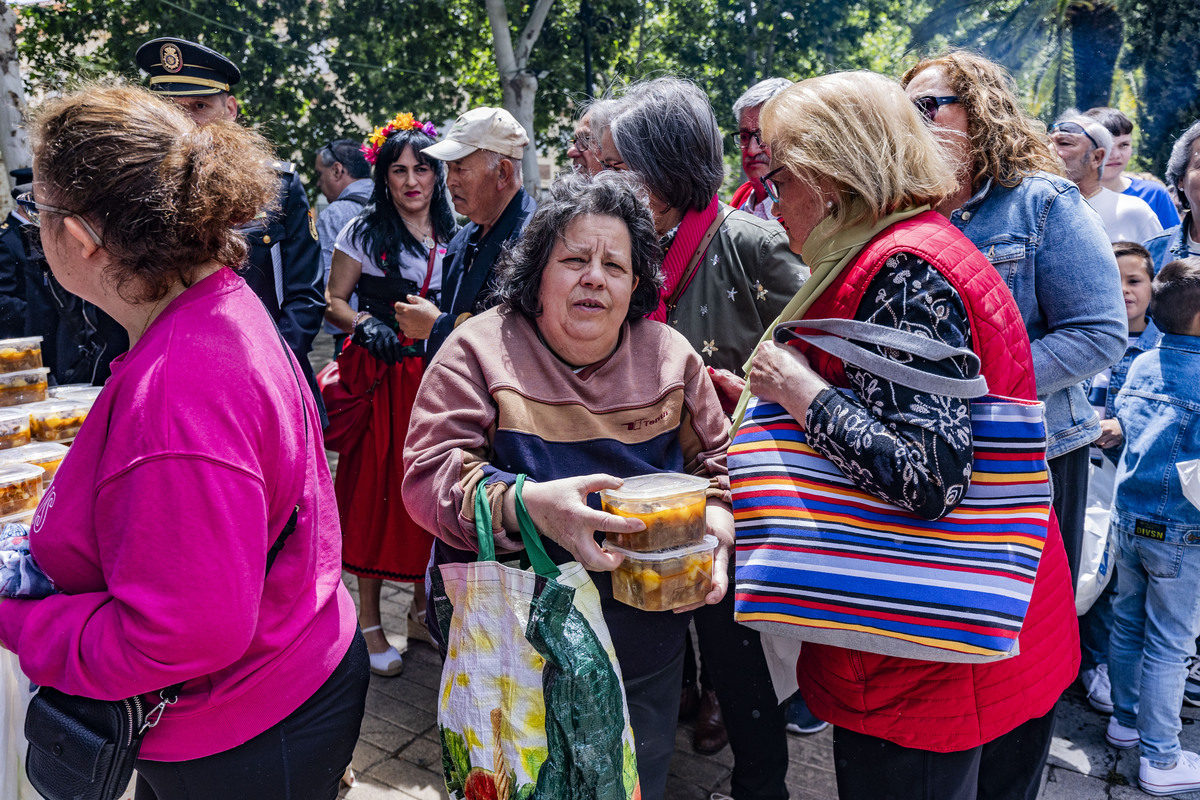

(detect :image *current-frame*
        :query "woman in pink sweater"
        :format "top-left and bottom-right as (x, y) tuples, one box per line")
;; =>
(0, 84), (366, 798)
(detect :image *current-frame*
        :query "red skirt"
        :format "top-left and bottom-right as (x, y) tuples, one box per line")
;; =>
(335, 351), (433, 582)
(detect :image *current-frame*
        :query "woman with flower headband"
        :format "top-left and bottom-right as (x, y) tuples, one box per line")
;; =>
(325, 112), (458, 676)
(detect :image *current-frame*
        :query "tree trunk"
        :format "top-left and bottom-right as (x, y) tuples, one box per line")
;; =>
(0, 1), (31, 215)
(485, 0), (555, 196)
(1070, 2), (1124, 111)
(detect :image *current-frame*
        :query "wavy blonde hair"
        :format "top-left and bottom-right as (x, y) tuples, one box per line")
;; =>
(901, 50), (1064, 189)
(761, 70), (959, 229)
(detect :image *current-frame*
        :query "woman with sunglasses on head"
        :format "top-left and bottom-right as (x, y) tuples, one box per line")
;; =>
(324, 113), (459, 676)
(901, 51), (1127, 593)
(1, 83), (366, 798)
(747, 69), (1080, 800)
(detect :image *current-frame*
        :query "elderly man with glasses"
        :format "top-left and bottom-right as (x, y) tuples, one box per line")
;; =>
(729, 78), (792, 221)
(1051, 111), (1162, 244)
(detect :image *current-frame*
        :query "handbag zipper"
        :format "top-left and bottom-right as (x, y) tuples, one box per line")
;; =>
(123, 696), (146, 746)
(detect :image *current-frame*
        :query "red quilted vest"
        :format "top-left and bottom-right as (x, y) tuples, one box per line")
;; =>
(794, 211), (1079, 752)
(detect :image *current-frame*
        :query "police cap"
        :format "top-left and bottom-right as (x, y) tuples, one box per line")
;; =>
(135, 37), (241, 97)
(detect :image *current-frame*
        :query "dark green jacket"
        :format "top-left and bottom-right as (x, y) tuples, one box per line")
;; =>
(663, 207), (808, 373)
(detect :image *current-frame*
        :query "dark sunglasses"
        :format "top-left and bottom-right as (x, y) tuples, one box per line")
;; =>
(912, 95), (959, 123)
(734, 129), (764, 150)
(1049, 121), (1100, 150)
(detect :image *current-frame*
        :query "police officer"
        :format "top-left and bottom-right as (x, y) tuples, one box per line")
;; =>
(136, 37), (326, 419)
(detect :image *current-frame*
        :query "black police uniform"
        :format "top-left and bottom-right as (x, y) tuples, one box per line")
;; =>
(0, 213), (29, 338)
(136, 37), (326, 421)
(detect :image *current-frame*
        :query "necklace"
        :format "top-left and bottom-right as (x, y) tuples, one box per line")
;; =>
(400, 215), (435, 250)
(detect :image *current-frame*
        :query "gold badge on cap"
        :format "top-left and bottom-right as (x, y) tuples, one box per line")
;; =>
(160, 43), (183, 74)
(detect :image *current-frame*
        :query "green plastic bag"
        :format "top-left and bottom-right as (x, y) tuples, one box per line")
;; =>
(432, 476), (640, 800)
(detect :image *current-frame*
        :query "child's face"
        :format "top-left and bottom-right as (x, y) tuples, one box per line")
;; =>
(1118, 254), (1153, 324)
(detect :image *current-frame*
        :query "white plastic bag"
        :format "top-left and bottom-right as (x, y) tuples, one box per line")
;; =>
(1077, 458), (1118, 615)
(1178, 459), (1200, 512)
(0, 648), (40, 800)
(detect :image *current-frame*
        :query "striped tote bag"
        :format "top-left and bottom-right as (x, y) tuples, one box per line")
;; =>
(729, 319), (1052, 663)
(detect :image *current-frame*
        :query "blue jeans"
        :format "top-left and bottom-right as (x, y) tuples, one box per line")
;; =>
(1109, 527), (1200, 768)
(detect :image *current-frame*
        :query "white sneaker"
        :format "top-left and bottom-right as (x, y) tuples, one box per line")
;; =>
(1082, 663), (1114, 714)
(1139, 750), (1200, 796)
(1106, 716), (1140, 749)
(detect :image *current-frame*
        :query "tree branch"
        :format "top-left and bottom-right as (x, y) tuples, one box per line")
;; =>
(485, 0), (518, 76)
(513, 0), (555, 68)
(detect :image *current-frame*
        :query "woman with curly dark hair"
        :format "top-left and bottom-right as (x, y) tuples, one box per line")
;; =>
(403, 171), (734, 800)
(325, 114), (458, 675)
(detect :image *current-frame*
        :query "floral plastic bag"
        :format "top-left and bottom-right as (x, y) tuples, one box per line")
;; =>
(432, 476), (640, 800)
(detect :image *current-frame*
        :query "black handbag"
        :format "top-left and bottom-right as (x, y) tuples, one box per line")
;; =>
(24, 326), (307, 800)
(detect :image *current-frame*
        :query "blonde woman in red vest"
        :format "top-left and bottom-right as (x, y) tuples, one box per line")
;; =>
(743, 71), (1078, 800)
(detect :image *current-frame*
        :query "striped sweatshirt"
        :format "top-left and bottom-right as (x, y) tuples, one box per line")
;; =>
(403, 306), (730, 679)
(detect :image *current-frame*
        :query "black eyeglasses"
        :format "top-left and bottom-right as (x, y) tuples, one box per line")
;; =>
(762, 166), (784, 203)
(1049, 121), (1100, 150)
(734, 129), (764, 150)
(912, 95), (959, 123)
(15, 192), (103, 245)
(570, 133), (591, 153)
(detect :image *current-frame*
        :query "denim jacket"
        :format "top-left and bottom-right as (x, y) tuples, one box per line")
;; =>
(1087, 320), (1164, 465)
(951, 172), (1127, 458)
(1112, 334), (1200, 538)
(1143, 211), (1193, 271)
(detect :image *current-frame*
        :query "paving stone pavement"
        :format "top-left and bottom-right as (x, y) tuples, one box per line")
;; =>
(309, 332), (1200, 800)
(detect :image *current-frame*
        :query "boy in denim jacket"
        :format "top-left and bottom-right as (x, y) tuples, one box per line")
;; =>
(1106, 256), (1200, 796)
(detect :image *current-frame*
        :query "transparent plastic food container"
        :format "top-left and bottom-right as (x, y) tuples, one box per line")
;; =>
(28, 399), (91, 442)
(0, 508), (35, 527)
(0, 336), (43, 374)
(0, 408), (31, 450)
(600, 473), (709, 552)
(605, 535), (717, 611)
(0, 462), (44, 516)
(53, 384), (103, 404)
(0, 442), (69, 484)
(0, 368), (49, 407)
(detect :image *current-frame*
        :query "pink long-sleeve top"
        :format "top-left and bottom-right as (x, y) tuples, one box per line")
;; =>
(0, 267), (357, 761)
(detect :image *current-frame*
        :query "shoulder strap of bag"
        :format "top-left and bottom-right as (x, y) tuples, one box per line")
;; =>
(665, 205), (735, 313)
(774, 318), (989, 399)
(471, 476), (561, 580)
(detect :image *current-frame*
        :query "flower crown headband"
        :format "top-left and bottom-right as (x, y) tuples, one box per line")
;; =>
(361, 112), (439, 165)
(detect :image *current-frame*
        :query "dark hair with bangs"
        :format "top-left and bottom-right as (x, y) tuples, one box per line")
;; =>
(350, 128), (457, 273)
(493, 171), (663, 321)
(1113, 241), (1155, 279)
(1151, 257), (1200, 335)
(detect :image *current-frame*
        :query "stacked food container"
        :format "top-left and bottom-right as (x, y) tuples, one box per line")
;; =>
(600, 473), (717, 611)
(0, 337), (96, 521)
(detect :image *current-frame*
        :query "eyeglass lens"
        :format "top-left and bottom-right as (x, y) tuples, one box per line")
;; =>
(736, 130), (763, 150)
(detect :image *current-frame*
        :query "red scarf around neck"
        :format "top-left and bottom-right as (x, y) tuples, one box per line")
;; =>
(649, 195), (720, 322)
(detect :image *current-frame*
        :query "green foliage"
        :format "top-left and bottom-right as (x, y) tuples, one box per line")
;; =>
(1120, 0), (1200, 175)
(440, 726), (471, 793)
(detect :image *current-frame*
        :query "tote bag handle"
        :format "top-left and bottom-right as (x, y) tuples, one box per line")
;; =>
(472, 475), (561, 579)
(773, 318), (990, 399)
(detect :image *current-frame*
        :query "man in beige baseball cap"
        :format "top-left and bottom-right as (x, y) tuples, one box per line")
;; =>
(396, 107), (537, 357)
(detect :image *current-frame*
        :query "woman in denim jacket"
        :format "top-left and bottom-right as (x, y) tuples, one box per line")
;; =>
(1144, 120), (1200, 271)
(902, 51), (1127, 585)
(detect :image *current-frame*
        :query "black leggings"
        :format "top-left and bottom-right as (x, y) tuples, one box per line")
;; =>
(134, 630), (369, 800)
(832, 706), (1057, 800)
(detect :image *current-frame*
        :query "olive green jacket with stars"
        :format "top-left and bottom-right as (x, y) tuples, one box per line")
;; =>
(663, 206), (808, 373)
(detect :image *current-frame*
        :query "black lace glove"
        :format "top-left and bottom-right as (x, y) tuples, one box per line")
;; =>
(352, 315), (402, 365)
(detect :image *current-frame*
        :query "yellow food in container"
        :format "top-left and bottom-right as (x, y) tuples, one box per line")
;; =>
(605, 534), (717, 611)
(0, 368), (49, 407)
(0, 408), (31, 450)
(27, 399), (91, 442)
(0, 336), (43, 374)
(0, 462), (44, 516)
(0, 442), (69, 485)
(600, 472), (709, 552)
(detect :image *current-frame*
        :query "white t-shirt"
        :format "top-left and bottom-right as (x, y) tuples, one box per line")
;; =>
(333, 218), (445, 294)
(1085, 187), (1163, 244)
